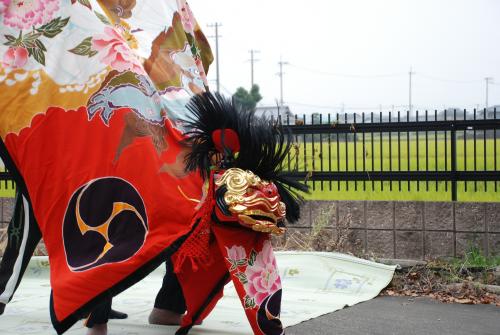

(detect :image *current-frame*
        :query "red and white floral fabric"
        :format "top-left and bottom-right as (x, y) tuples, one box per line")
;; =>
(174, 217), (285, 335)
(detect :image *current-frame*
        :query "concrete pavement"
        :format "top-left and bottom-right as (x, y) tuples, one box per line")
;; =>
(286, 296), (500, 335)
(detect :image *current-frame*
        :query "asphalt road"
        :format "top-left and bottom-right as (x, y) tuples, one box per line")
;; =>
(285, 296), (500, 335)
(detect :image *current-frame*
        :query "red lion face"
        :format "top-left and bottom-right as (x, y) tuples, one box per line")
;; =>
(213, 168), (286, 235)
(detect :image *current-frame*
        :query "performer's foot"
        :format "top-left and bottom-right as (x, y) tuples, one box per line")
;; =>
(109, 309), (128, 319)
(148, 308), (182, 325)
(0, 303), (5, 315)
(86, 323), (107, 335)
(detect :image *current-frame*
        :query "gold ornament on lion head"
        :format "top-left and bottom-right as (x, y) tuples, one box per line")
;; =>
(215, 168), (287, 235)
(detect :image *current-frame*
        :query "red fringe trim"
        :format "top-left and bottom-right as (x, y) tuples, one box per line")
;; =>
(174, 172), (215, 273)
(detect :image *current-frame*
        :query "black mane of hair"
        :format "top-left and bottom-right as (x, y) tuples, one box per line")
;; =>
(181, 92), (308, 223)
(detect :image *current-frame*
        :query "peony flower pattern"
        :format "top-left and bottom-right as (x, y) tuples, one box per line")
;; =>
(226, 245), (247, 264)
(3, 46), (29, 68)
(225, 245), (247, 271)
(243, 240), (281, 306)
(3, 0), (60, 30)
(92, 26), (145, 74)
(2, 15), (69, 66)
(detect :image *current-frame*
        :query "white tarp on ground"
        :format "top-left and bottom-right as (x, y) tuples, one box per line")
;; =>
(0, 252), (396, 335)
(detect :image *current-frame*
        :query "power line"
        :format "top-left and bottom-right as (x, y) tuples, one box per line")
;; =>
(288, 63), (405, 78)
(418, 73), (483, 84)
(288, 63), (494, 86)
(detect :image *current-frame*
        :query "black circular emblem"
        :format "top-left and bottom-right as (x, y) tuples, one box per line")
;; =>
(63, 177), (148, 272)
(257, 289), (284, 335)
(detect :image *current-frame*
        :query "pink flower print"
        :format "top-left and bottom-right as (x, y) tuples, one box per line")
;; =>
(3, 46), (29, 68)
(92, 27), (145, 74)
(0, 0), (10, 14)
(226, 245), (247, 261)
(244, 240), (281, 306)
(225, 245), (247, 271)
(3, 0), (60, 30)
(176, 0), (195, 34)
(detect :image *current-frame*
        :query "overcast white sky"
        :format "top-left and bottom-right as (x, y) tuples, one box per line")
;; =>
(189, 0), (500, 115)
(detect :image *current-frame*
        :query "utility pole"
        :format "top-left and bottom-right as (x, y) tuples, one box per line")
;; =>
(207, 23), (222, 92)
(485, 77), (493, 108)
(277, 56), (288, 107)
(248, 49), (260, 87)
(409, 67), (414, 114)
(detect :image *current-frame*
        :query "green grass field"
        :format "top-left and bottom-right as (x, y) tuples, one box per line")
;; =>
(287, 136), (500, 202)
(0, 176), (15, 197)
(1, 137), (498, 201)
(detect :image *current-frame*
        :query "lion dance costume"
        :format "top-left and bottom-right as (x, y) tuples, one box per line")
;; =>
(0, 1), (306, 334)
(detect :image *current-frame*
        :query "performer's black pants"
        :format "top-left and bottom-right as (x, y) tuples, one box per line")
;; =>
(153, 260), (186, 314)
(86, 259), (186, 327)
(86, 299), (112, 328)
(0, 191), (42, 314)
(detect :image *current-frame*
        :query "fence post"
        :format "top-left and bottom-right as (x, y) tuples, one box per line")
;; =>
(450, 124), (457, 201)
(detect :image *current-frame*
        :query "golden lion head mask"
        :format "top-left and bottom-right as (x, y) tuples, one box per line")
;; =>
(214, 168), (286, 235)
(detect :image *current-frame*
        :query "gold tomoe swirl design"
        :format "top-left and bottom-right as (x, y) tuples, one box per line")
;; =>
(63, 177), (148, 272)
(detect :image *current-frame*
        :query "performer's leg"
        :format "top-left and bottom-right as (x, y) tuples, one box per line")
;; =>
(148, 260), (186, 325)
(85, 299), (111, 335)
(0, 191), (41, 314)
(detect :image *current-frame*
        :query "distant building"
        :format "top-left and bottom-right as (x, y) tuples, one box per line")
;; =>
(486, 105), (500, 119)
(254, 105), (293, 121)
(444, 106), (500, 120)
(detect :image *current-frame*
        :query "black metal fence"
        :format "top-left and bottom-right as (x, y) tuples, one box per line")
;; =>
(278, 108), (500, 201)
(0, 168), (14, 191)
(1, 109), (499, 201)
